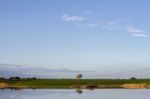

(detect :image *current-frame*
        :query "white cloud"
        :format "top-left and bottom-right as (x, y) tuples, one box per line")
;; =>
(61, 13), (149, 38)
(127, 26), (149, 38)
(62, 14), (86, 22)
(131, 33), (148, 38)
(127, 26), (145, 33)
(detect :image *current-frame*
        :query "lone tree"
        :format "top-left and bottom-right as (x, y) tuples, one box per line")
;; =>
(76, 74), (82, 79)
(130, 77), (137, 80)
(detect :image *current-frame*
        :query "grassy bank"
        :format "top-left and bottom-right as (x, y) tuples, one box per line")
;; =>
(1, 79), (150, 89)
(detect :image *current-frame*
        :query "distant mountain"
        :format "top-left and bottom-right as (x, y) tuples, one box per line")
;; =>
(0, 64), (95, 78)
(0, 64), (150, 78)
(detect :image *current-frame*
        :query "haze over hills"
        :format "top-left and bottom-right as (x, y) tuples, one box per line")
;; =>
(0, 64), (95, 78)
(0, 64), (150, 79)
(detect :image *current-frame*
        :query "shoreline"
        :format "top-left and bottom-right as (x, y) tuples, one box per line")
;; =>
(1, 85), (150, 89)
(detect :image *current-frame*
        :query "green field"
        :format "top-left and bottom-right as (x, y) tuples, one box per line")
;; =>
(1, 79), (150, 89)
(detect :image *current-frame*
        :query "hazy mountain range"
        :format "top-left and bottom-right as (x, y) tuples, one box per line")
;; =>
(0, 64), (150, 79)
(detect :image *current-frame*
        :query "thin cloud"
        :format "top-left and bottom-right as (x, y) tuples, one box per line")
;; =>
(127, 26), (148, 38)
(101, 21), (121, 30)
(131, 33), (148, 38)
(127, 26), (145, 33)
(78, 20), (121, 30)
(61, 13), (149, 38)
(62, 14), (86, 22)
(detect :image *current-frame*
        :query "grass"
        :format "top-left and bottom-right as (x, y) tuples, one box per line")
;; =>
(1, 79), (150, 89)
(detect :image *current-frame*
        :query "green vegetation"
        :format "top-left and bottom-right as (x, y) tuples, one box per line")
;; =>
(1, 77), (150, 89)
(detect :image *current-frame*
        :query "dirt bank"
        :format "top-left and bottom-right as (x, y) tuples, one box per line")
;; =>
(71, 84), (149, 89)
(0, 83), (8, 88)
(0, 82), (150, 89)
(122, 84), (146, 89)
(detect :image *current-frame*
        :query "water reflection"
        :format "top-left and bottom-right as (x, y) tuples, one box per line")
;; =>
(0, 89), (150, 99)
(0, 88), (84, 94)
(76, 89), (83, 94)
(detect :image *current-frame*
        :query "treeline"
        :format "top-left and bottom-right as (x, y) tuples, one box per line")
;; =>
(0, 75), (148, 80)
(0, 76), (150, 81)
(0, 77), (38, 80)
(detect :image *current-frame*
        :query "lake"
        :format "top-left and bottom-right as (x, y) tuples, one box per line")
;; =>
(0, 89), (150, 99)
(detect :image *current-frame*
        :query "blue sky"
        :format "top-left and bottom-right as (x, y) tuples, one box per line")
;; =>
(0, 0), (150, 71)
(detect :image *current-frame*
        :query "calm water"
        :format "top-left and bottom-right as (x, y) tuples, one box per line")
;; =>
(0, 89), (150, 99)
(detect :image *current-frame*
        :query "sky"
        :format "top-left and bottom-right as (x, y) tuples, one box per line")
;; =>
(0, 0), (150, 72)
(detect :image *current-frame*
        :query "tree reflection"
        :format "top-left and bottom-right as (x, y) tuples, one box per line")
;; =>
(75, 89), (83, 94)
